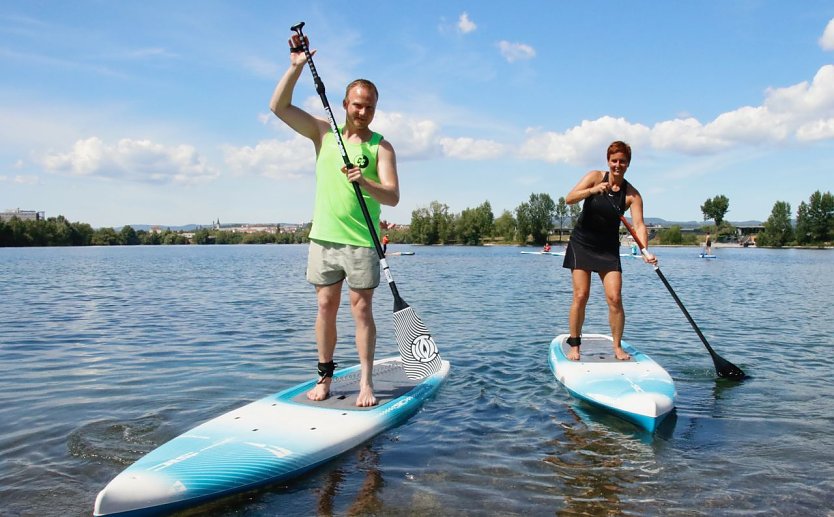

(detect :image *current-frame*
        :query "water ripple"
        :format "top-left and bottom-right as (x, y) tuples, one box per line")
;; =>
(1, 245), (833, 515)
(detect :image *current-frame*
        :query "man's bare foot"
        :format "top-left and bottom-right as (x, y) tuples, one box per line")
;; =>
(356, 384), (377, 407)
(306, 378), (331, 401)
(613, 346), (631, 361)
(567, 346), (581, 361)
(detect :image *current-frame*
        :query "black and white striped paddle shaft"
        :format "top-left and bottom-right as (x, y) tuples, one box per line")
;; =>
(604, 193), (745, 380)
(290, 22), (442, 380)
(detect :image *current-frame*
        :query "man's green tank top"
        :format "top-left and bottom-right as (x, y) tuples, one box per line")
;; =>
(309, 127), (383, 247)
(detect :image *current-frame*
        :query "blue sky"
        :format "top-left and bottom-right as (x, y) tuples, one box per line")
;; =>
(2, 1), (833, 228)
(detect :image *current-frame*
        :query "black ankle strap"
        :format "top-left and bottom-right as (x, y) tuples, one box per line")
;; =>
(566, 336), (581, 347)
(317, 361), (337, 384)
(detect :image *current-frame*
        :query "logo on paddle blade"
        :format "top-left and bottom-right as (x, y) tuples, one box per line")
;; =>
(411, 334), (439, 363)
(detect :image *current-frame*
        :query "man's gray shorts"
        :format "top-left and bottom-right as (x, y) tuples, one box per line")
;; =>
(306, 239), (380, 289)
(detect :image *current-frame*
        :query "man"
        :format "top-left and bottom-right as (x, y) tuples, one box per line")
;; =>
(269, 33), (400, 407)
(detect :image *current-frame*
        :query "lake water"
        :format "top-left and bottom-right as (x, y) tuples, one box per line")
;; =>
(1, 244), (832, 516)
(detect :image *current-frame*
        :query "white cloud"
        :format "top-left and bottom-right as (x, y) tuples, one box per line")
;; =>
(706, 105), (789, 143)
(820, 18), (834, 50)
(650, 118), (729, 154)
(520, 117), (651, 165)
(764, 64), (834, 119)
(439, 137), (504, 160)
(0, 173), (40, 185)
(497, 41), (535, 63)
(223, 135), (313, 179)
(371, 111), (441, 159)
(41, 137), (218, 185)
(13, 175), (39, 185)
(519, 63), (834, 164)
(796, 118), (834, 141)
(458, 12), (477, 34)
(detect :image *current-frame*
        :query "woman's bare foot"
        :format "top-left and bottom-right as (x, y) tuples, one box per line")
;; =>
(306, 378), (331, 401)
(613, 346), (631, 361)
(566, 337), (581, 361)
(567, 346), (581, 361)
(355, 384), (377, 407)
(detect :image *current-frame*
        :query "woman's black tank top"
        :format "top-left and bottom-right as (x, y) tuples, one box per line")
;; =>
(571, 171), (628, 250)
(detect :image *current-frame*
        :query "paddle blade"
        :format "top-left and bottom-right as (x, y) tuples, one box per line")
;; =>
(393, 305), (442, 379)
(713, 354), (746, 381)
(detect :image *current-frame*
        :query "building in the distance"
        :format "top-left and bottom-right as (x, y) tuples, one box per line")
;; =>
(0, 208), (44, 222)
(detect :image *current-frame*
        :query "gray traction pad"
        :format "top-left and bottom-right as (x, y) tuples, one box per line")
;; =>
(290, 360), (420, 411)
(562, 335), (635, 363)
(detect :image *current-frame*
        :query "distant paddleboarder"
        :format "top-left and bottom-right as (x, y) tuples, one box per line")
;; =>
(270, 31), (401, 407)
(561, 141), (657, 361)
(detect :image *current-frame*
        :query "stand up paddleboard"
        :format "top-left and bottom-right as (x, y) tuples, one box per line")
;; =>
(699, 253), (717, 259)
(520, 251), (565, 256)
(548, 334), (675, 433)
(94, 357), (450, 516)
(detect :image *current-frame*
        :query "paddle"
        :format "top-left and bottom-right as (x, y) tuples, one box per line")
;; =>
(290, 22), (442, 380)
(604, 192), (746, 380)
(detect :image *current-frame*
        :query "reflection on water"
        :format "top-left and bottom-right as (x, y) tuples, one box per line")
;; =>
(317, 446), (385, 516)
(0, 245), (833, 515)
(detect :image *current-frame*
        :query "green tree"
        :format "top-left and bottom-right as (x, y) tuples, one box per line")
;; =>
(569, 203), (581, 233)
(161, 230), (189, 244)
(409, 207), (434, 245)
(758, 201), (793, 247)
(658, 225), (683, 245)
(456, 201), (494, 245)
(140, 230), (163, 245)
(493, 210), (517, 242)
(119, 225), (140, 245)
(48, 216), (73, 246)
(91, 227), (120, 246)
(554, 197), (568, 242)
(71, 222), (95, 246)
(795, 201), (811, 245)
(701, 195), (730, 226)
(192, 228), (213, 244)
(515, 193), (556, 245)
(410, 201), (454, 245)
(805, 190), (834, 244)
(0, 220), (11, 246)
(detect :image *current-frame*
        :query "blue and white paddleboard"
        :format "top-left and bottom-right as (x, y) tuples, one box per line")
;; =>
(699, 253), (717, 259)
(94, 357), (450, 516)
(548, 334), (675, 433)
(520, 251), (565, 256)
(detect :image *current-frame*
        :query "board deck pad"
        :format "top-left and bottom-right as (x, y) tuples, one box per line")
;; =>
(562, 335), (636, 363)
(290, 361), (419, 409)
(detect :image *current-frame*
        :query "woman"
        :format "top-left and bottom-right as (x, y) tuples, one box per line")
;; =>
(562, 141), (656, 361)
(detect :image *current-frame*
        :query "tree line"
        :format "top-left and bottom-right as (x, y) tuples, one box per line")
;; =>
(2, 189), (830, 248)
(755, 190), (834, 247)
(0, 216), (310, 247)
